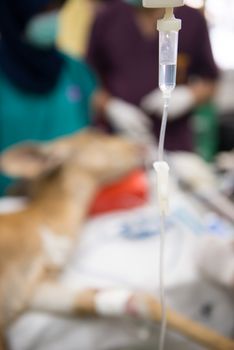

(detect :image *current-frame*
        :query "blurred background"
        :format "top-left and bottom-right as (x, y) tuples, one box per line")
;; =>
(58, 0), (234, 155)
(0, 1), (234, 350)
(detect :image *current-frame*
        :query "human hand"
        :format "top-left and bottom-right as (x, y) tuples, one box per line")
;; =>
(141, 86), (195, 120)
(105, 98), (154, 143)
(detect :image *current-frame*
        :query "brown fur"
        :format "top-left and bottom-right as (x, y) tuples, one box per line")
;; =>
(0, 130), (233, 350)
(0, 130), (143, 345)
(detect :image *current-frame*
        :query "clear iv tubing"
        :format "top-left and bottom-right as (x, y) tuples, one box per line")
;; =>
(159, 212), (167, 350)
(157, 23), (178, 350)
(158, 99), (169, 350)
(158, 99), (170, 161)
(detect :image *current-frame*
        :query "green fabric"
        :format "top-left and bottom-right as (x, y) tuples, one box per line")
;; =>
(193, 103), (219, 162)
(0, 55), (98, 195)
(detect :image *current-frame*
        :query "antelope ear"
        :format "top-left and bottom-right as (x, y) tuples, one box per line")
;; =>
(0, 142), (63, 179)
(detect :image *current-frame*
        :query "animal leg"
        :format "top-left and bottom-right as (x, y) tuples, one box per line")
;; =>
(29, 282), (163, 319)
(29, 282), (234, 350)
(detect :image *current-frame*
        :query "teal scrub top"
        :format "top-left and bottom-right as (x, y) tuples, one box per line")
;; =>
(0, 55), (98, 195)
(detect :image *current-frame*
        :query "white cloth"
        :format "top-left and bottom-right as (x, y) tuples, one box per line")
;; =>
(105, 98), (154, 143)
(197, 236), (234, 288)
(1, 187), (233, 350)
(141, 86), (195, 120)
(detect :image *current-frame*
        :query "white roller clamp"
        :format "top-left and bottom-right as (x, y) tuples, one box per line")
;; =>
(153, 161), (170, 216)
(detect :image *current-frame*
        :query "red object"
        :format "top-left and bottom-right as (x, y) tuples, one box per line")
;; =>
(89, 170), (149, 216)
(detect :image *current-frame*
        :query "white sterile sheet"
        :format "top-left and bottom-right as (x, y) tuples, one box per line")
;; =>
(1, 193), (233, 350)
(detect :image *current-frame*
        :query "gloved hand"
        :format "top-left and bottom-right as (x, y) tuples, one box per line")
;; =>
(105, 98), (154, 143)
(141, 86), (195, 120)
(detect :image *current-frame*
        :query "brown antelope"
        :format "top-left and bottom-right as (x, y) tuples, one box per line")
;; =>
(0, 129), (233, 350)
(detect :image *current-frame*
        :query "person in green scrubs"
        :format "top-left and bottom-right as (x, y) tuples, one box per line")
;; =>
(0, 0), (98, 195)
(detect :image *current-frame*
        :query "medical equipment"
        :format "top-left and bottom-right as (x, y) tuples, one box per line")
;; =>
(143, 0), (182, 159)
(158, 9), (181, 97)
(143, 1), (184, 349)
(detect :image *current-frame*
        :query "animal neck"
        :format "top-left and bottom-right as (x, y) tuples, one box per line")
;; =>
(30, 169), (99, 236)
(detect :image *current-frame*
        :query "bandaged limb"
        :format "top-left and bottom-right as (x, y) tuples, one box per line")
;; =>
(29, 282), (234, 350)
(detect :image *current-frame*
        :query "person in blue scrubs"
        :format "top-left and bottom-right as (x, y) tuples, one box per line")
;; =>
(0, 0), (98, 195)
